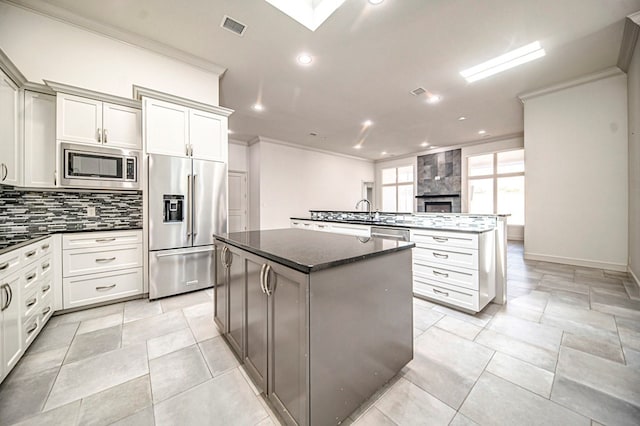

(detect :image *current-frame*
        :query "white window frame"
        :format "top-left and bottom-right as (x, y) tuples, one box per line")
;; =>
(381, 166), (414, 212)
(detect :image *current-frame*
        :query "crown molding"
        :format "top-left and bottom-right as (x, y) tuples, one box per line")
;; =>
(22, 81), (55, 95)
(46, 80), (142, 108)
(518, 67), (624, 102)
(229, 138), (249, 146)
(133, 85), (234, 116)
(250, 136), (373, 163)
(617, 12), (640, 72)
(0, 47), (27, 86)
(3, 0), (227, 76)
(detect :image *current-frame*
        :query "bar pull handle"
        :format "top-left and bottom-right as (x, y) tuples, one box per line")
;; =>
(97, 128), (102, 142)
(95, 238), (116, 243)
(41, 243), (50, 250)
(1, 163), (7, 181)
(26, 297), (37, 308)
(26, 273), (37, 281)
(42, 306), (51, 315)
(103, 128), (108, 143)
(433, 252), (449, 259)
(25, 250), (37, 258)
(433, 288), (449, 297)
(1, 284), (9, 311)
(192, 174), (197, 237)
(260, 264), (267, 294)
(432, 236), (449, 243)
(95, 257), (116, 263)
(42, 284), (51, 293)
(42, 262), (50, 270)
(187, 174), (192, 238)
(0, 262), (8, 271)
(220, 246), (227, 267)
(96, 284), (116, 291)
(27, 322), (38, 335)
(264, 265), (273, 296)
(433, 270), (449, 278)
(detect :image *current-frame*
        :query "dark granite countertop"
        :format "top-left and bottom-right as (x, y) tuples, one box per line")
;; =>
(290, 217), (496, 233)
(0, 226), (143, 256)
(214, 228), (414, 274)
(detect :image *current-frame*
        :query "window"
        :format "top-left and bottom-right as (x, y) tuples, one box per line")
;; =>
(467, 149), (524, 225)
(381, 165), (414, 212)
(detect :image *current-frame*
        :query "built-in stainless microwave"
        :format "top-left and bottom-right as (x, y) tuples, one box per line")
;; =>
(60, 143), (140, 190)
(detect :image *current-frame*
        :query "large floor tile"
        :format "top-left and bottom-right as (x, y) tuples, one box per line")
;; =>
(506, 290), (549, 312)
(12, 401), (81, 426)
(147, 327), (196, 360)
(460, 372), (589, 426)
(44, 343), (148, 410)
(0, 367), (59, 425)
(77, 312), (123, 335)
(413, 305), (444, 331)
(48, 304), (124, 326)
(77, 375), (152, 426)
(494, 302), (542, 322)
(109, 406), (155, 426)
(123, 299), (163, 323)
(434, 315), (482, 340)
(591, 292), (640, 320)
(544, 301), (617, 332)
(185, 308), (220, 342)
(149, 345), (212, 403)
(199, 336), (240, 377)
(402, 327), (493, 409)
(488, 313), (563, 352)
(352, 407), (396, 425)
(153, 369), (268, 426)
(26, 322), (78, 354)
(623, 347), (640, 369)
(375, 377), (455, 425)
(8, 347), (67, 380)
(159, 290), (212, 313)
(431, 305), (493, 327)
(561, 332), (624, 363)
(449, 412), (480, 425)
(64, 324), (122, 364)
(485, 352), (554, 398)
(616, 316), (640, 351)
(537, 278), (589, 295)
(121, 309), (188, 346)
(475, 329), (558, 372)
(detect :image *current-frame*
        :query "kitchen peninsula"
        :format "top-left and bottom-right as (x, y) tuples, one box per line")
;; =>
(213, 228), (414, 425)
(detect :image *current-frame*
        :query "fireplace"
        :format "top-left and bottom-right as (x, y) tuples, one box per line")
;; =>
(425, 201), (452, 213)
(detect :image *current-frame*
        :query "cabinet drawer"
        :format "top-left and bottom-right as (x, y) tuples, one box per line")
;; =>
(63, 244), (142, 277)
(21, 263), (40, 294)
(23, 313), (41, 348)
(0, 250), (22, 279)
(22, 285), (40, 319)
(62, 230), (142, 250)
(63, 268), (142, 309)
(39, 278), (53, 302)
(40, 292), (54, 325)
(413, 260), (478, 291)
(413, 246), (478, 269)
(411, 229), (478, 250)
(40, 255), (53, 279)
(414, 277), (479, 312)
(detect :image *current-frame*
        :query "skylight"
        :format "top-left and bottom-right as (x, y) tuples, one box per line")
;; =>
(264, 0), (346, 31)
(460, 41), (546, 83)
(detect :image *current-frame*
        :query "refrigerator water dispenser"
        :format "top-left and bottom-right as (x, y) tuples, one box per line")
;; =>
(163, 195), (184, 222)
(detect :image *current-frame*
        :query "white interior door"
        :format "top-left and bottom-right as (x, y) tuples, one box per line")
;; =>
(228, 171), (248, 232)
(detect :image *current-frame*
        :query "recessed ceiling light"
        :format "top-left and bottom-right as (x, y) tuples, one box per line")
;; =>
(353, 145), (362, 149)
(381, 151), (387, 155)
(363, 120), (373, 127)
(478, 130), (486, 135)
(426, 94), (441, 104)
(420, 142), (429, 147)
(252, 103), (264, 112)
(369, 0), (384, 5)
(458, 116), (467, 121)
(228, 129), (234, 134)
(460, 41), (546, 83)
(297, 53), (313, 65)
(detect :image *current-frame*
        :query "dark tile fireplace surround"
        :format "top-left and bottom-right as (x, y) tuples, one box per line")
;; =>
(416, 149), (462, 213)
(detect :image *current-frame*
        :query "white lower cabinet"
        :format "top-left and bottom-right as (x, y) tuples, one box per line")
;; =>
(61, 230), (143, 309)
(290, 219), (371, 237)
(410, 229), (495, 313)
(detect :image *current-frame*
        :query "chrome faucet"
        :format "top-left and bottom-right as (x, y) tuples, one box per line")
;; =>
(355, 199), (372, 218)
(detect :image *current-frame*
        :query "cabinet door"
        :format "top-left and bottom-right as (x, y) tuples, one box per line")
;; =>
(227, 246), (244, 358)
(0, 70), (21, 186)
(244, 254), (268, 393)
(144, 98), (189, 157)
(102, 103), (142, 149)
(24, 91), (56, 188)
(57, 94), (103, 144)
(267, 262), (309, 426)
(189, 109), (227, 162)
(1, 273), (23, 374)
(213, 244), (227, 333)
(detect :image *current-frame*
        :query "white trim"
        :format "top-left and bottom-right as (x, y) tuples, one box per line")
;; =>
(45, 80), (141, 108)
(518, 67), (624, 102)
(617, 14), (640, 72)
(0, 46), (27, 86)
(133, 86), (233, 116)
(629, 266), (640, 289)
(251, 136), (373, 163)
(524, 251), (627, 272)
(4, 0), (227, 76)
(22, 81), (55, 95)
(229, 139), (249, 146)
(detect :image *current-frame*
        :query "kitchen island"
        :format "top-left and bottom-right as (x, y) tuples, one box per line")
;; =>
(213, 228), (414, 426)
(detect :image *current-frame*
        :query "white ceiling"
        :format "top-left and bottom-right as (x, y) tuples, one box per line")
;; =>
(10, 0), (640, 160)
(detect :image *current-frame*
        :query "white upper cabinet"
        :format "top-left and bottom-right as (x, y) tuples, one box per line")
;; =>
(0, 69), (21, 186)
(57, 93), (141, 149)
(24, 91), (56, 188)
(189, 109), (227, 162)
(144, 98), (189, 157)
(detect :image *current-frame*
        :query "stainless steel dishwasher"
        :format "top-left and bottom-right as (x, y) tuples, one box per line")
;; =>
(370, 226), (410, 241)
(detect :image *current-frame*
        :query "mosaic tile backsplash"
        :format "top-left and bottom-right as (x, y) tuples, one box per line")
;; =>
(0, 188), (142, 248)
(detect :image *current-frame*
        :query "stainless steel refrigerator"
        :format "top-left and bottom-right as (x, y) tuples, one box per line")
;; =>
(148, 154), (227, 299)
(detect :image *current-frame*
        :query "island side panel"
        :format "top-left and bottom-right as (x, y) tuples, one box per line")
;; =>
(309, 249), (413, 425)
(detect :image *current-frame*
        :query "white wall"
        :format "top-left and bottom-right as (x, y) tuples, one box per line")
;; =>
(249, 138), (374, 230)
(628, 32), (640, 284)
(0, 3), (220, 105)
(228, 140), (249, 172)
(523, 73), (628, 271)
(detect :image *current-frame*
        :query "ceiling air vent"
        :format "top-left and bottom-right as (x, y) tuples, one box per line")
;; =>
(410, 87), (426, 96)
(221, 15), (247, 36)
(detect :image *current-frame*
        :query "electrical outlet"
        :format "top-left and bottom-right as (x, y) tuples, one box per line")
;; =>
(86, 206), (96, 217)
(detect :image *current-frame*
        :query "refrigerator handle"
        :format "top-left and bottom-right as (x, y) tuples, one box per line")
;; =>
(192, 174), (198, 237)
(187, 174), (192, 241)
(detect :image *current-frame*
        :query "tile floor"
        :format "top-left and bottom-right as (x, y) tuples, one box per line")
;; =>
(1, 242), (639, 425)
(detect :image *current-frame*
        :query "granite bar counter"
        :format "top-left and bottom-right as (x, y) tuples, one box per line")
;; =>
(213, 228), (414, 425)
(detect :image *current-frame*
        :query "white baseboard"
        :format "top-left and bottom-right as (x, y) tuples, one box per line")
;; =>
(524, 252), (628, 272)
(629, 267), (640, 288)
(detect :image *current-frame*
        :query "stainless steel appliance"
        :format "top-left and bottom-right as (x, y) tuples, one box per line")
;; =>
(148, 154), (227, 299)
(59, 143), (140, 190)
(370, 226), (410, 242)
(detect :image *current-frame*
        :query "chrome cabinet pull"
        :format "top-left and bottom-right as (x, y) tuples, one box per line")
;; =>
(260, 264), (267, 294)
(42, 306), (51, 315)
(25, 250), (37, 258)
(96, 284), (116, 291)
(95, 238), (116, 243)
(26, 273), (37, 281)
(186, 144), (190, 156)
(41, 243), (50, 250)
(0, 262), (8, 271)
(95, 257), (116, 263)
(186, 174), (192, 238)
(432, 252), (449, 259)
(42, 284), (51, 293)
(0, 284), (8, 311)
(26, 297), (37, 308)
(432, 236), (449, 243)
(1, 163), (7, 181)
(103, 128), (108, 143)
(264, 265), (273, 296)
(192, 174), (197, 237)
(97, 128), (102, 142)
(42, 262), (50, 270)
(27, 322), (38, 334)
(433, 270), (449, 278)
(220, 246), (227, 266)
(433, 288), (449, 297)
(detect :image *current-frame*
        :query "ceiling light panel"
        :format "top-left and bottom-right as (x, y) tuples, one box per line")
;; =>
(297, 53), (313, 65)
(460, 41), (546, 83)
(264, 0), (346, 31)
